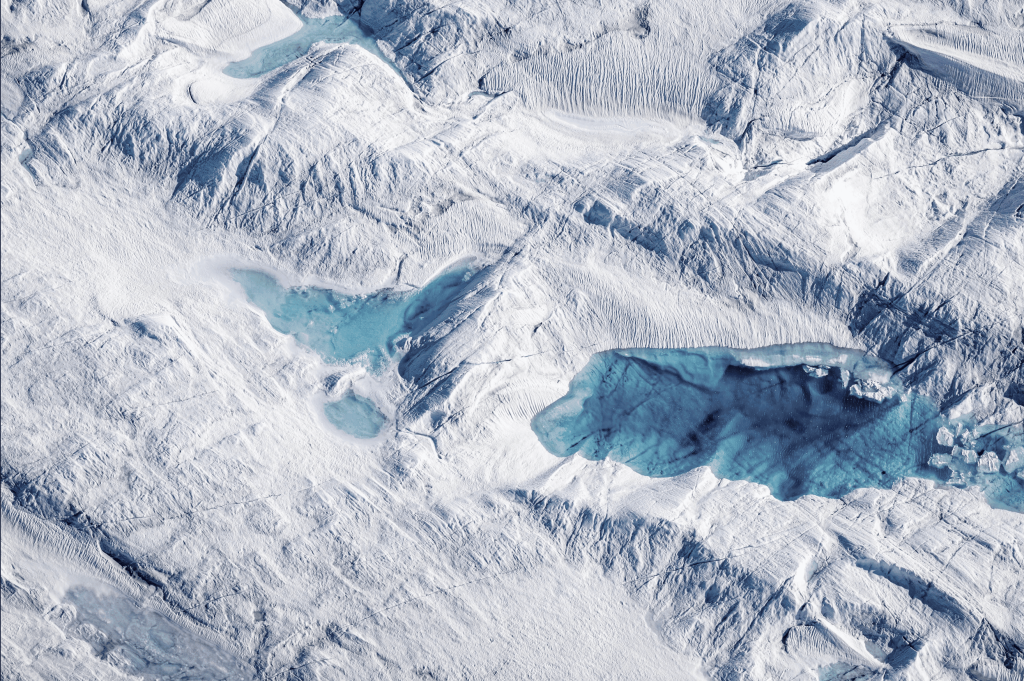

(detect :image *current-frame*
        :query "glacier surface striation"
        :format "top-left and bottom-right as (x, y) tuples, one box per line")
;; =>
(2, 0), (1023, 675)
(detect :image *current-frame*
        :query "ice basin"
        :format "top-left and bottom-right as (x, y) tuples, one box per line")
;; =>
(224, 13), (403, 81)
(531, 344), (1023, 511)
(325, 392), (386, 439)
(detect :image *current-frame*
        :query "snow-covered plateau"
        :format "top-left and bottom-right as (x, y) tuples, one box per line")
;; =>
(1, 0), (1023, 676)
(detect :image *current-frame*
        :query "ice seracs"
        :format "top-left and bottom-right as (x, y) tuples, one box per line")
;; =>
(978, 451), (1001, 474)
(1004, 448), (1024, 475)
(847, 380), (898, 404)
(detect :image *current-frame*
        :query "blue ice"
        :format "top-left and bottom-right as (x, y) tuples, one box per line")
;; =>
(223, 13), (402, 80)
(325, 392), (386, 438)
(232, 266), (472, 369)
(532, 345), (1023, 511)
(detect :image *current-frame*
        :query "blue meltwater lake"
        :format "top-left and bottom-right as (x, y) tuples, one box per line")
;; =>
(232, 267), (472, 369)
(233, 266), (473, 436)
(531, 345), (1023, 511)
(223, 13), (404, 80)
(324, 391), (386, 439)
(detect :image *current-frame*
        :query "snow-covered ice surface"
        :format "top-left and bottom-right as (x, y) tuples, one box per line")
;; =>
(2, 0), (1023, 675)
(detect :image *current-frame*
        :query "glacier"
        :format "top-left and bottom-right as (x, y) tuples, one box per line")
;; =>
(2, 0), (1023, 676)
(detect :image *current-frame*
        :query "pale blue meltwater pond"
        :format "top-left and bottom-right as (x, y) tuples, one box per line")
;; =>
(233, 267), (473, 437)
(324, 392), (386, 439)
(531, 345), (1024, 511)
(223, 14), (404, 80)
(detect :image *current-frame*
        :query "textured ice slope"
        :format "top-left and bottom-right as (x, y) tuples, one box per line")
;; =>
(2, 0), (1023, 677)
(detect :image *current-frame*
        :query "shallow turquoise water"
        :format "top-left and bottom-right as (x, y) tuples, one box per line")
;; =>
(325, 392), (386, 438)
(232, 267), (472, 369)
(532, 346), (1023, 510)
(224, 14), (402, 80)
(234, 266), (473, 439)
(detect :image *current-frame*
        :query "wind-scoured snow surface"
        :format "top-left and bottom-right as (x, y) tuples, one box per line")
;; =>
(1, 0), (1023, 675)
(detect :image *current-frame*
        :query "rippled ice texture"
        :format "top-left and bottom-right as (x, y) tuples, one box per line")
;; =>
(532, 345), (1023, 510)
(232, 267), (472, 369)
(223, 14), (399, 80)
(325, 392), (386, 438)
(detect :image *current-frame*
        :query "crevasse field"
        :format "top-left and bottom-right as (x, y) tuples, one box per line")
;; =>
(1, 0), (1023, 676)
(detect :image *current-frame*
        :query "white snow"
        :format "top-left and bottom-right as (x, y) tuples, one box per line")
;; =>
(2, 0), (1023, 676)
(979, 451), (1001, 474)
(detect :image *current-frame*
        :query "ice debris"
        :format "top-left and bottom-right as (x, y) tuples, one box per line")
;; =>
(978, 451), (1000, 473)
(848, 380), (898, 403)
(1004, 447), (1024, 474)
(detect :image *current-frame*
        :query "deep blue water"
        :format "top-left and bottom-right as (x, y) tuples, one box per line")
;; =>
(325, 392), (386, 438)
(224, 14), (401, 80)
(532, 346), (1023, 510)
(232, 267), (472, 369)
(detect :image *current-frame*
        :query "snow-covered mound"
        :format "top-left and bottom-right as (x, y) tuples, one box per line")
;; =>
(2, 0), (1022, 676)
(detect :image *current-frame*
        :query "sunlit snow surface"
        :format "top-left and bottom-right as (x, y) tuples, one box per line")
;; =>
(223, 14), (400, 80)
(532, 345), (1024, 510)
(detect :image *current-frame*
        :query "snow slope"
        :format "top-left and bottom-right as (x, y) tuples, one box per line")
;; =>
(2, 0), (1023, 677)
